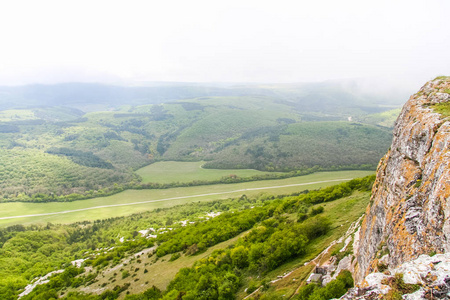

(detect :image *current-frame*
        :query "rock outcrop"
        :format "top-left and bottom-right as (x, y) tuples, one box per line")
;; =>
(343, 253), (450, 299)
(355, 77), (450, 284)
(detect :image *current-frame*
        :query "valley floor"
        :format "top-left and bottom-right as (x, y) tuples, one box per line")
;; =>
(0, 170), (373, 227)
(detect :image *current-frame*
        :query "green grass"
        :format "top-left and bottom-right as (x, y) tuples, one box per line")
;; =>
(433, 102), (450, 117)
(136, 161), (279, 183)
(362, 108), (401, 128)
(81, 231), (248, 296)
(0, 109), (36, 122)
(0, 170), (373, 227)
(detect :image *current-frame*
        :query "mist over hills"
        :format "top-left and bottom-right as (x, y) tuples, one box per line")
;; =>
(0, 79), (409, 112)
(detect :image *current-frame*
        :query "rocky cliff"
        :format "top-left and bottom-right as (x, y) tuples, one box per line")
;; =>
(355, 77), (450, 284)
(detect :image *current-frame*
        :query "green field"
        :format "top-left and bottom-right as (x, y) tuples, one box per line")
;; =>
(0, 170), (373, 227)
(136, 161), (278, 183)
(0, 109), (36, 121)
(361, 108), (401, 127)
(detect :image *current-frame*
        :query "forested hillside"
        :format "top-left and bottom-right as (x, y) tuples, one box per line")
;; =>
(0, 82), (398, 202)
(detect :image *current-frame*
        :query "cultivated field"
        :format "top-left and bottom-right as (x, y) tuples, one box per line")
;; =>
(135, 161), (278, 183)
(0, 170), (373, 227)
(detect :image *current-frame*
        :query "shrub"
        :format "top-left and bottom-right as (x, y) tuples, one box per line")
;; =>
(169, 253), (181, 262)
(122, 270), (130, 279)
(382, 273), (420, 295)
(310, 206), (324, 216)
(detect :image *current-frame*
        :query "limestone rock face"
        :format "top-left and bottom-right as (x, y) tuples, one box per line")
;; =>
(355, 78), (450, 283)
(343, 253), (450, 299)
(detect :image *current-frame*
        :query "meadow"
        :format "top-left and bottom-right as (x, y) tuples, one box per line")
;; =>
(0, 170), (373, 227)
(135, 161), (278, 184)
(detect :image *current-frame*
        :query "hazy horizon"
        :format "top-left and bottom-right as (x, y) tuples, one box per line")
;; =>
(0, 0), (449, 89)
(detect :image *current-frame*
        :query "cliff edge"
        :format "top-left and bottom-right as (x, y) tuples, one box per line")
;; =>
(355, 77), (450, 284)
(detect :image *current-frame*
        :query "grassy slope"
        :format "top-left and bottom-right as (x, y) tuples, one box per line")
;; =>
(361, 108), (401, 127)
(0, 170), (373, 227)
(237, 191), (371, 299)
(433, 101), (450, 117)
(79, 231), (249, 297)
(135, 161), (279, 184)
(68, 189), (371, 300)
(0, 109), (36, 121)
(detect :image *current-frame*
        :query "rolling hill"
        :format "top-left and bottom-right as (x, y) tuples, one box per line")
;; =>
(0, 82), (400, 202)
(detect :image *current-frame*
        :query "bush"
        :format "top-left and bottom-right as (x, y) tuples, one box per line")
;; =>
(122, 270), (130, 279)
(310, 206), (324, 216)
(382, 273), (420, 295)
(169, 253), (181, 262)
(293, 270), (353, 300)
(246, 280), (260, 294)
(298, 213), (308, 222)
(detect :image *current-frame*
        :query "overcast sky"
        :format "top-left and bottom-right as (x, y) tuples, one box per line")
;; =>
(0, 0), (449, 87)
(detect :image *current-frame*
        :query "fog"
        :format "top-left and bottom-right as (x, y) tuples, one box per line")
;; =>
(0, 0), (448, 89)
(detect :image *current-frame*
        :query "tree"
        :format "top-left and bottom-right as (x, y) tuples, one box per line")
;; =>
(230, 246), (249, 269)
